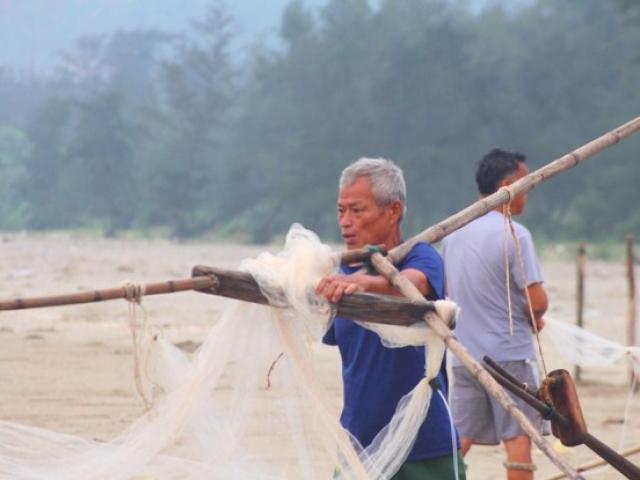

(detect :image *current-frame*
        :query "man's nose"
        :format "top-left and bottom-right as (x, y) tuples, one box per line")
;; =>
(339, 211), (353, 228)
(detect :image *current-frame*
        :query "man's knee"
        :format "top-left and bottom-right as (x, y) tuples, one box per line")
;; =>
(504, 434), (532, 460)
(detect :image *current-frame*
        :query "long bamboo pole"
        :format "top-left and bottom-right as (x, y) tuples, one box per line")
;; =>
(368, 252), (582, 479)
(341, 116), (640, 265)
(0, 277), (216, 310)
(543, 445), (640, 480)
(0, 267), (437, 327)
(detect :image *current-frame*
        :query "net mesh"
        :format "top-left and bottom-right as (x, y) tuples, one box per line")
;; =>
(542, 317), (640, 374)
(0, 224), (457, 480)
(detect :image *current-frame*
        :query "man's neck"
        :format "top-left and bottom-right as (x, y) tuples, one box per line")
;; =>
(382, 229), (402, 250)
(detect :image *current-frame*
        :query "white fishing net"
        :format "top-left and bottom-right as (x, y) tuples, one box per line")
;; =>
(542, 317), (640, 375)
(0, 224), (457, 480)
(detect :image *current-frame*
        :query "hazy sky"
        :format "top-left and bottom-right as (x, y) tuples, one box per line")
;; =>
(0, 0), (509, 74)
(0, 0), (317, 73)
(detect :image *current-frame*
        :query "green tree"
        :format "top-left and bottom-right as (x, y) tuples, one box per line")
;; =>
(145, 3), (237, 237)
(0, 126), (32, 229)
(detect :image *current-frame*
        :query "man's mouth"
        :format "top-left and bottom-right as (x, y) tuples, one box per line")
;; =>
(342, 233), (358, 246)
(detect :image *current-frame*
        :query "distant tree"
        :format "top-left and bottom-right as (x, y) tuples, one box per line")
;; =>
(65, 91), (139, 234)
(23, 97), (75, 228)
(0, 126), (32, 229)
(146, 3), (237, 238)
(0, 68), (51, 129)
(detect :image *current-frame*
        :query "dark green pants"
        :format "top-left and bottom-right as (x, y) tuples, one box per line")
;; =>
(391, 453), (466, 480)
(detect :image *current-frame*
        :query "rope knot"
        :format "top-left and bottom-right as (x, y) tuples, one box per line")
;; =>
(120, 281), (145, 304)
(363, 244), (383, 273)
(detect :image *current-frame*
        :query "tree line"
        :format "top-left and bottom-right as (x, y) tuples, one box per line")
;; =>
(0, 0), (638, 242)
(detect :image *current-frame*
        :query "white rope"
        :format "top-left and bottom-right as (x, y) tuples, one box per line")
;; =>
(120, 281), (153, 409)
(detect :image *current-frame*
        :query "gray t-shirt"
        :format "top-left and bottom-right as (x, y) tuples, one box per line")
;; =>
(442, 211), (543, 366)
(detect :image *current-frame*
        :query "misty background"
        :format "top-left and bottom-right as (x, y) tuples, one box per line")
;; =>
(0, 0), (638, 242)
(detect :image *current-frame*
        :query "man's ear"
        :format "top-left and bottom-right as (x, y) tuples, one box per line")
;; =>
(389, 200), (403, 223)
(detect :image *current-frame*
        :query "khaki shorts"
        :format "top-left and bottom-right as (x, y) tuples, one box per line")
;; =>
(451, 360), (550, 445)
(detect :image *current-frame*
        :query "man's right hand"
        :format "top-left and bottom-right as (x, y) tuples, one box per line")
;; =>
(315, 275), (367, 303)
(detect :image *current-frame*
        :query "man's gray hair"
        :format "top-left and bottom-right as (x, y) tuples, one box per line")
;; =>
(339, 157), (407, 215)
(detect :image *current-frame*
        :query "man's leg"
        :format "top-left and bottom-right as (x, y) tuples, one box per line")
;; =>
(503, 434), (535, 480)
(460, 437), (473, 456)
(451, 367), (498, 448)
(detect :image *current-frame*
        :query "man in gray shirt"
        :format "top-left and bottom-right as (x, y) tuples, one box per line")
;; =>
(442, 148), (548, 480)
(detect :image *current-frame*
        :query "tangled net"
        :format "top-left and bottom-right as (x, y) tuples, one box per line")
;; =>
(0, 224), (457, 480)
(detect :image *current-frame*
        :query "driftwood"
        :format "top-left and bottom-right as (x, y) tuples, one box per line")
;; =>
(191, 265), (435, 326)
(368, 252), (583, 479)
(341, 116), (640, 265)
(0, 267), (436, 327)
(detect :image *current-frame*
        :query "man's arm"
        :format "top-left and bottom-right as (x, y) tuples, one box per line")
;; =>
(525, 282), (548, 331)
(316, 268), (429, 304)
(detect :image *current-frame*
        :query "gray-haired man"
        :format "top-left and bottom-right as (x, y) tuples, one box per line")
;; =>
(317, 157), (465, 479)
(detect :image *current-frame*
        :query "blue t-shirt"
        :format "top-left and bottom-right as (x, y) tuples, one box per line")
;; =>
(322, 242), (459, 461)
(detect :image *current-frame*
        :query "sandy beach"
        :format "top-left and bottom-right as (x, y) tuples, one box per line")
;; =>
(0, 232), (638, 479)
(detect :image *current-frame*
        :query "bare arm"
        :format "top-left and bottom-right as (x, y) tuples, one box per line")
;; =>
(525, 282), (548, 331)
(316, 268), (430, 303)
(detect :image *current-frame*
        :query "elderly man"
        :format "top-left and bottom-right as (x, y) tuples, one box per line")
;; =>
(316, 157), (464, 480)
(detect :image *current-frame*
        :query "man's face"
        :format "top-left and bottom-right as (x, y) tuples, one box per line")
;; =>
(337, 176), (401, 250)
(503, 162), (529, 215)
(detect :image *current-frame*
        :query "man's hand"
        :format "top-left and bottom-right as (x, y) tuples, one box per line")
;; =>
(524, 282), (548, 333)
(315, 274), (369, 303)
(316, 268), (430, 303)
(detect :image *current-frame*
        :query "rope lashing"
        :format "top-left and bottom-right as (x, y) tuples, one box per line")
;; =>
(363, 244), (383, 273)
(120, 281), (152, 409)
(122, 282), (145, 304)
(498, 186), (548, 375)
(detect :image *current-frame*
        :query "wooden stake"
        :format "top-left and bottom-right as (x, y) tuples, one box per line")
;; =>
(368, 252), (582, 479)
(626, 234), (638, 389)
(575, 243), (586, 383)
(342, 116), (640, 265)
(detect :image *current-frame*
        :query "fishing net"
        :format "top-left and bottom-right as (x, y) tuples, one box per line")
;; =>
(0, 224), (457, 480)
(542, 317), (640, 375)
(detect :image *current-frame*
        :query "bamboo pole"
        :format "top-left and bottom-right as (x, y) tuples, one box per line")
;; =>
(368, 252), (582, 479)
(341, 116), (640, 265)
(626, 234), (638, 390)
(0, 267), (437, 327)
(543, 444), (640, 480)
(0, 276), (217, 310)
(575, 243), (586, 383)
